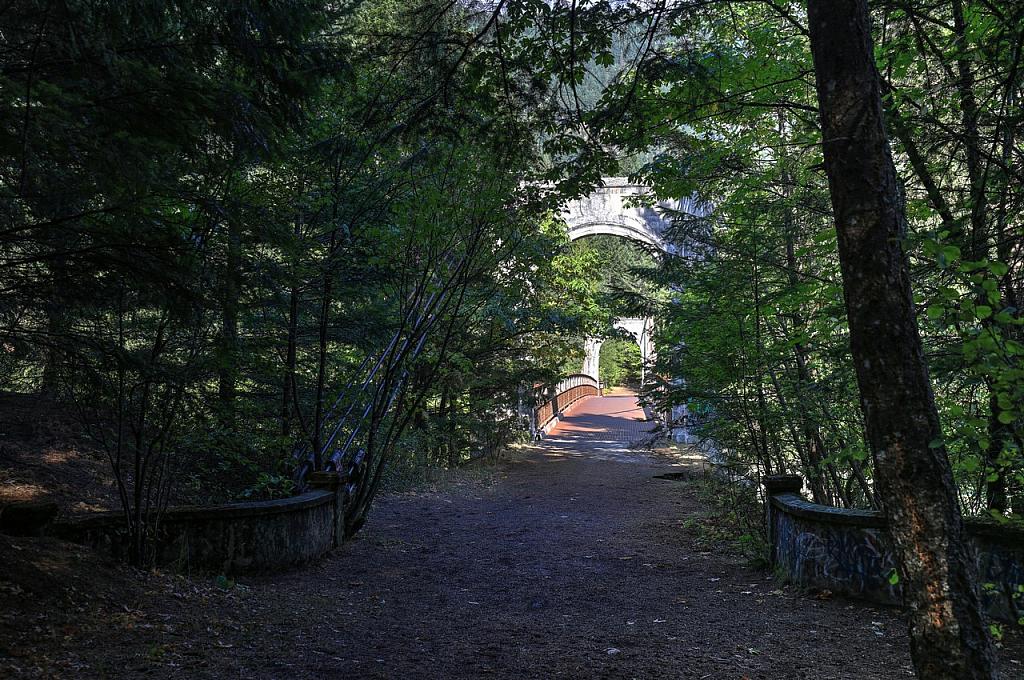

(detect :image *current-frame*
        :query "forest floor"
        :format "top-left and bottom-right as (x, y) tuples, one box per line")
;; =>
(3, 393), (1023, 678)
(0, 393), (117, 513)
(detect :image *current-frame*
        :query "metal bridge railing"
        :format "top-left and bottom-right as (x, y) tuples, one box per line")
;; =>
(532, 373), (600, 435)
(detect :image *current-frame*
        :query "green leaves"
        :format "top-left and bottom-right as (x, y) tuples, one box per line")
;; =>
(961, 455), (982, 474)
(922, 239), (963, 270)
(989, 261), (1010, 278)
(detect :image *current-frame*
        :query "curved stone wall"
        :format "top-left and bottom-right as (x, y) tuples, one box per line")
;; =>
(47, 472), (347, 575)
(764, 475), (1024, 623)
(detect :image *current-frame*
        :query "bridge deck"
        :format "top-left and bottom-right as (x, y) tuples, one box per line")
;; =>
(545, 393), (655, 453)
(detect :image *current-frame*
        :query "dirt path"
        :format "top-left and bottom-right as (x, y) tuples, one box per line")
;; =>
(181, 395), (918, 678)
(8, 394), (1021, 678)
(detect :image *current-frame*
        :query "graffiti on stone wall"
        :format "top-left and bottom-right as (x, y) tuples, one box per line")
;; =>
(773, 513), (901, 604)
(975, 541), (1024, 623)
(773, 506), (1024, 622)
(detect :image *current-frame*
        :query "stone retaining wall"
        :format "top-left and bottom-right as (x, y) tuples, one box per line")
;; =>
(764, 475), (1024, 623)
(45, 471), (347, 575)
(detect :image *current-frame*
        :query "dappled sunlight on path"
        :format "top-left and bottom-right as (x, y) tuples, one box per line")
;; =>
(86, 392), (930, 678)
(537, 394), (658, 463)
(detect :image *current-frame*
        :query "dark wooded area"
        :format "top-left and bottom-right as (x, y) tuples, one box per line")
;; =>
(2, 1), (1023, 677)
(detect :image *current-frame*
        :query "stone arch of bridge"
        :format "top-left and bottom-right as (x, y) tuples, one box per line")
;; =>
(581, 317), (654, 387)
(556, 178), (704, 438)
(565, 218), (664, 250)
(559, 178), (703, 436)
(564, 238), (662, 385)
(561, 179), (673, 386)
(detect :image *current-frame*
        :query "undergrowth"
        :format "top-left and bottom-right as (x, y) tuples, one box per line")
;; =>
(688, 465), (770, 567)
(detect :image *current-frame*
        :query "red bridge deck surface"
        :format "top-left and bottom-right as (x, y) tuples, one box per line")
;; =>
(547, 394), (655, 449)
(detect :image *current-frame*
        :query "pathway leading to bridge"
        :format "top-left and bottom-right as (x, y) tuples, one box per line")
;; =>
(44, 393), (929, 677)
(174, 393), (916, 678)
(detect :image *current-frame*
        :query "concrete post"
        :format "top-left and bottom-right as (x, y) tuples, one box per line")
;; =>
(582, 337), (602, 380)
(308, 471), (345, 549)
(761, 475), (803, 568)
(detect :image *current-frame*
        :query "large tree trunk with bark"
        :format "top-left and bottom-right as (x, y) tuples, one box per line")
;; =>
(805, 1), (996, 677)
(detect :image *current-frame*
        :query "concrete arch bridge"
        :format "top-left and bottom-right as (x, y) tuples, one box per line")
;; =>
(561, 177), (688, 383)
(530, 178), (701, 438)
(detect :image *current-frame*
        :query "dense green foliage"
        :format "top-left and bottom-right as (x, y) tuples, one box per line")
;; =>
(0, 0), (636, 556)
(594, 1), (1023, 518)
(599, 338), (642, 387)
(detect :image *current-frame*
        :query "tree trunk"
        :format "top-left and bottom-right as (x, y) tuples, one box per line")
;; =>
(779, 137), (829, 503)
(805, 1), (996, 677)
(41, 250), (70, 395)
(312, 230), (338, 470)
(282, 282), (299, 438)
(218, 215), (241, 432)
(950, 0), (1013, 516)
(988, 53), (1022, 512)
